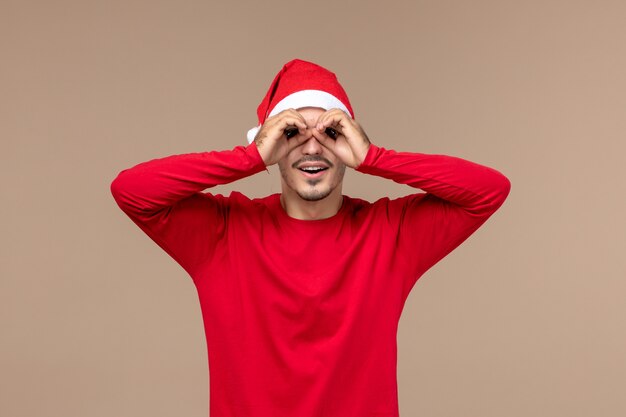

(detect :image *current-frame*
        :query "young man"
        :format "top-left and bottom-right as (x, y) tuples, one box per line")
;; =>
(110, 58), (511, 417)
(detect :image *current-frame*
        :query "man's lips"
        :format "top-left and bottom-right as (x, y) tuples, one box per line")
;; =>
(293, 156), (333, 178)
(298, 163), (329, 169)
(294, 157), (332, 168)
(297, 164), (329, 177)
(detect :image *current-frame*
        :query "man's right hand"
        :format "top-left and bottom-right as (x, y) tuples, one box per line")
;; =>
(253, 109), (310, 167)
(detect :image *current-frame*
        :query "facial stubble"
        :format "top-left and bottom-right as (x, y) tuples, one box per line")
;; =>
(279, 163), (346, 202)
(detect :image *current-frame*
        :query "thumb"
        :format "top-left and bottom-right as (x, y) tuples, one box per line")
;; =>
(287, 132), (310, 151)
(311, 128), (336, 152)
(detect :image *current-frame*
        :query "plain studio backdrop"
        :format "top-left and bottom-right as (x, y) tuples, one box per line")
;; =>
(2, 0), (625, 416)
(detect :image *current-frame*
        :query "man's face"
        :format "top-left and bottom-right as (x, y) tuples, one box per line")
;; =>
(277, 107), (346, 202)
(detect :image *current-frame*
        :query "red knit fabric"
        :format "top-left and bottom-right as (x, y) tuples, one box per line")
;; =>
(255, 58), (355, 125)
(110, 141), (510, 417)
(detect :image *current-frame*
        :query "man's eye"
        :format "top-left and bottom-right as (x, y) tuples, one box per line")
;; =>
(325, 127), (338, 139)
(284, 128), (298, 138)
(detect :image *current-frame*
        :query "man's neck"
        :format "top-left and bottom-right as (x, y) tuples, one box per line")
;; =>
(279, 191), (344, 220)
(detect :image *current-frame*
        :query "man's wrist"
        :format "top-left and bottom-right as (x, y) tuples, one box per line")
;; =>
(246, 140), (271, 172)
(354, 142), (375, 170)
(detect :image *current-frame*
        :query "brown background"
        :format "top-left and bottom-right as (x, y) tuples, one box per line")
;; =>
(2, 0), (625, 416)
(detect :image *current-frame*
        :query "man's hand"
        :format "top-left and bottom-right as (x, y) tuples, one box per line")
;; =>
(254, 109), (310, 167)
(311, 109), (371, 169)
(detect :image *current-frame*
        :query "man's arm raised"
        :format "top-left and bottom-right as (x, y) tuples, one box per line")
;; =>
(110, 109), (311, 278)
(356, 144), (511, 292)
(110, 143), (267, 279)
(312, 108), (510, 292)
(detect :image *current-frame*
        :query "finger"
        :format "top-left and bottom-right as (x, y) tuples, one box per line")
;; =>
(312, 117), (344, 140)
(287, 131), (311, 151)
(291, 109), (309, 134)
(293, 114), (309, 133)
(317, 110), (346, 133)
(269, 109), (306, 129)
(310, 127), (336, 151)
(279, 113), (308, 134)
(315, 109), (330, 131)
(315, 110), (332, 131)
(283, 111), (308, 128)
(285, 108), (308, 126)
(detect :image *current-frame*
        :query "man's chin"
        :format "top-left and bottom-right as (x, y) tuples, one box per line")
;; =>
(296, 188), (331, 202)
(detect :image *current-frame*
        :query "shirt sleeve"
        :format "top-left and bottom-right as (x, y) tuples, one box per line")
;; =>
(110, 142), (268, 279)
(355, 143), (511, 290)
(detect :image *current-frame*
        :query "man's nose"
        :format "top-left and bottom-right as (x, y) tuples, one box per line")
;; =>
(300, 130), (324, 154)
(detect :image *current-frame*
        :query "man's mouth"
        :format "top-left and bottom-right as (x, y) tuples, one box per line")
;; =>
(297, 165), (329, 178)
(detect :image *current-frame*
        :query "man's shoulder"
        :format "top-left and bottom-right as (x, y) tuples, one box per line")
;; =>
(344, 193), (427, 208)
(343, 193), (429, 222)
(201, 190), (277, 209)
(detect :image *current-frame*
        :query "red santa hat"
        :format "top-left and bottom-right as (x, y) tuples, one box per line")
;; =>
(246, 58), (355, 144)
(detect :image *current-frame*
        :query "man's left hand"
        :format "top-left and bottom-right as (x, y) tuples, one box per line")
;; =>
(310, 109), (371, 169)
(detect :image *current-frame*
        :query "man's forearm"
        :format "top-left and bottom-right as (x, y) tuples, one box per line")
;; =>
(110, 142), (267, 220)
(355, 144), (511, 216)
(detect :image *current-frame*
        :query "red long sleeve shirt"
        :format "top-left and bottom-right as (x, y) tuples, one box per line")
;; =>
(110, 141), (510, 417)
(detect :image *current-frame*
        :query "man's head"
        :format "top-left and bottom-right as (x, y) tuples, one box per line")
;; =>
(247, 59), (354, 217)
(277, 106), (346, 202)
